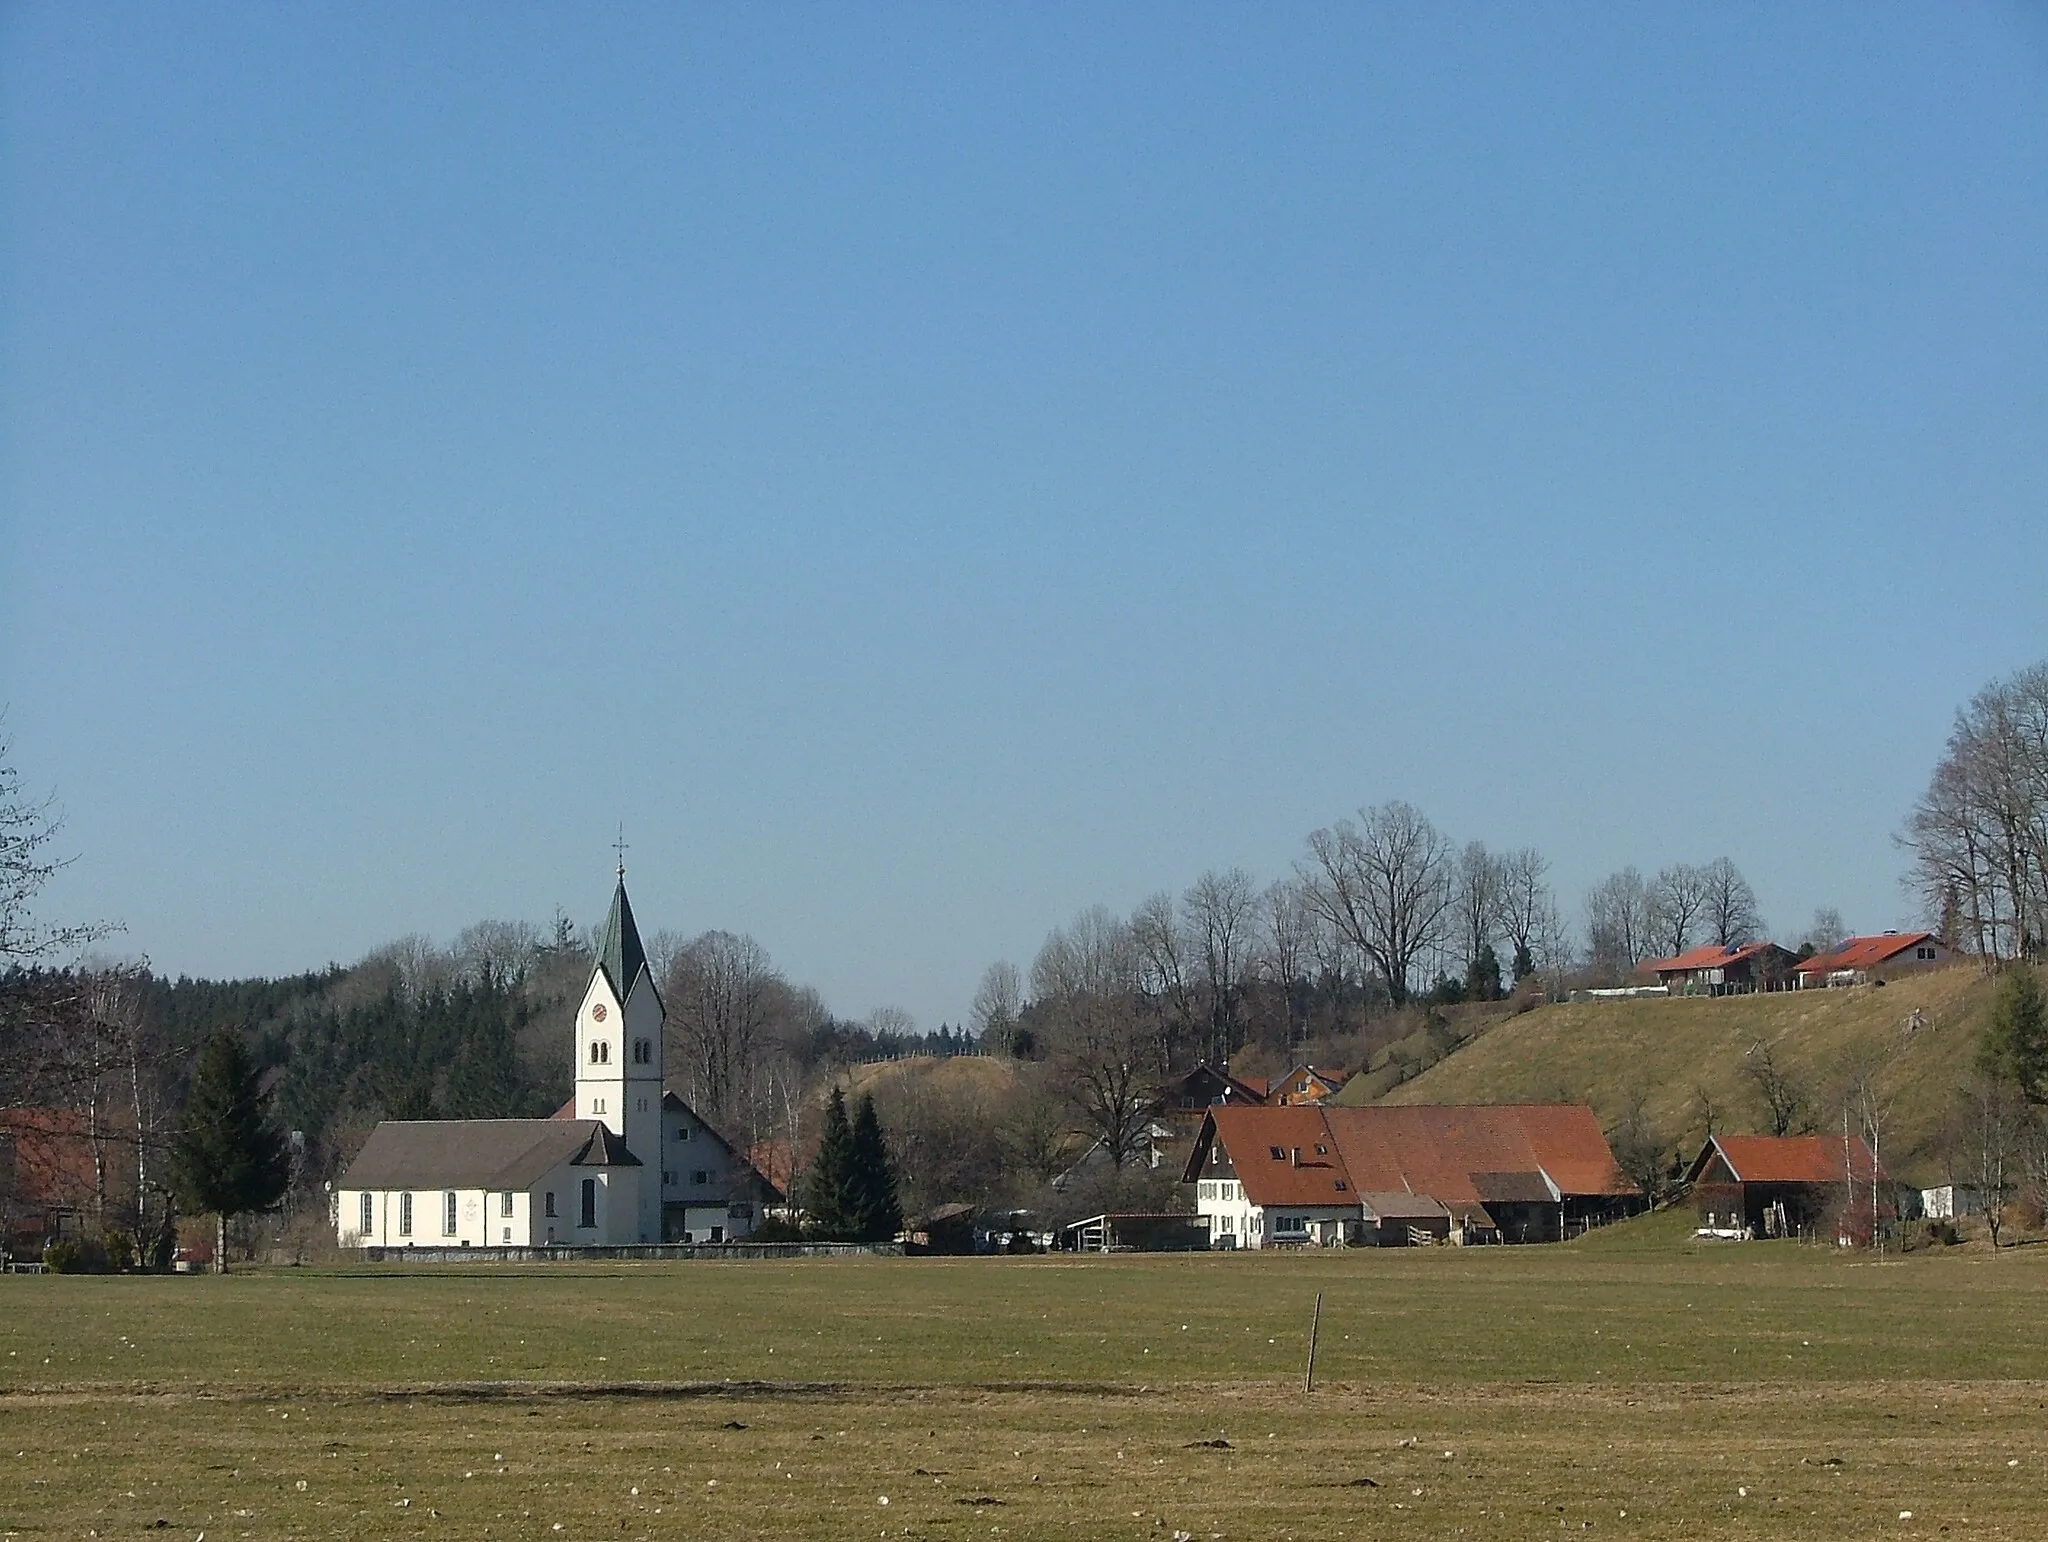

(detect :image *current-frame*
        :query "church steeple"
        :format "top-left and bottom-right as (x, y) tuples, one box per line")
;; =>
(595, 878), (649, 1001)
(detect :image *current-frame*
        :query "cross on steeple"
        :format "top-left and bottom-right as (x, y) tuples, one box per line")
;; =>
(613, 825), (629, 880)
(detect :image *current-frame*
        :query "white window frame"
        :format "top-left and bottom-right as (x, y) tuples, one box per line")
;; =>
(443, 1191), (458, 1236)
(399, 1192), (413, 1237)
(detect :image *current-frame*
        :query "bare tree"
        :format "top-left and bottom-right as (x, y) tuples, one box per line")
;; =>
(1585, 867), (1655, 978)
(1904, 661), (2048, 960)
(1299, 801), (1454, 1006)
(1607, 1089), (1671, 1205)
(1954, 1073), (2021, 1249)
(1030, 905), (1139, 1003)
(1260, 877), (1318, 1049)
(995, 1064), (1080, 1186)
(1186, 868), (1258, 1066)
(1130, 891), (1199, 1066)
(970, 960), (1023, 1052)
(1801, 907), (1848, 956)
(1648, 863), (1710, 958)
(1, 734), (114, 966)
(1700, 857), (1764, 948)
(450, 920), (542, 986)
(1532, 897), (1577, 998)
(663, 930), (781, 1139)
(1742, 1038), (1808, 1137)
(1495, 848), (1552, 984)
(1449, 842), (1504, 979)
(1032, 908), (1156, 1168)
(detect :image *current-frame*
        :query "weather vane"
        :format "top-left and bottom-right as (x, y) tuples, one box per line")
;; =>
(613, 824), (629, 880)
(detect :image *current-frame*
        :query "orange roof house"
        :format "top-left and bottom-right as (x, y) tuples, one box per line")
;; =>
(1793, 932), (1954, 988)
(1183, 1102), (1639, 1248)
(1269, 1064), (1350, 1106)
(1644, 941), (1798, 995)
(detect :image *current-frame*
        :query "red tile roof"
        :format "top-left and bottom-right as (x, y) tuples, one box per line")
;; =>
(1796, 933), (1939, 976)
(1646, 940), (1785, 975)
(1694, 1134), (1882, 1186)
(1196, 1105), (1357, 1208)
(1186, 1102), (1635, 1213)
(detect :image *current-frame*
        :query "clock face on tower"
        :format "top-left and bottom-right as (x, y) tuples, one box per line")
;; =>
(593, 1003), (608, 1022)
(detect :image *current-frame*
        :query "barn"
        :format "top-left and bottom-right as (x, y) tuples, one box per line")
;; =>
(1685, 1133), (1886, 1243)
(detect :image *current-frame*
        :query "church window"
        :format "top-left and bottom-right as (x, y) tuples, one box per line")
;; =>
(632, 1038), (651, 1064)
(544, 1191), (557, 1218)
(500, 1191), (514, 1218)
(359, 1193), (373, 1234)
(579, 1179), (597, 1229)
(589, 1040), (610, 1065)
(443, 1192), (458, 1236)
(398, 1193), (413, 1237)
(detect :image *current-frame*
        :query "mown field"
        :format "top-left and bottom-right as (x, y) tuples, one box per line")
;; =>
(4, 1215), (2045, 1540)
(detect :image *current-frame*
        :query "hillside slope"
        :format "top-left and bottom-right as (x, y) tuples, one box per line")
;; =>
(1349, 966), (1996, 1186)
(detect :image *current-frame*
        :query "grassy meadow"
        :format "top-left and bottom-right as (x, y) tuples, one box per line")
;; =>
(1361, 966), (1994, 1183)
(5, 1216), (2047, 1540)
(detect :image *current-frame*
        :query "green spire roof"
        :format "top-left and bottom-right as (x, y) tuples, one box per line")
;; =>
(595, 879), (649, 1001)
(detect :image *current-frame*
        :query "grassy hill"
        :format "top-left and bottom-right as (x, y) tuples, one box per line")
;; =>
(1338, 965), (1998, 1186)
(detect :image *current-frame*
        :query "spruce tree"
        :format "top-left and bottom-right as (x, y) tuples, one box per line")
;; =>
(170, 1027), (292, 1273)
(1980, 966), (2048, 1106)
(848, 1092), (902, 1243)
(801, 1086), (862, 1240)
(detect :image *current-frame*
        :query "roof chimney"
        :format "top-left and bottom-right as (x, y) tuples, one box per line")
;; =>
(1291, 1146), (1301, 1167)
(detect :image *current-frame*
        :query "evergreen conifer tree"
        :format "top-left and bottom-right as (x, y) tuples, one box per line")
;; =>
(801, 1086), (862, 1240)
(1980, 966), (2048, 1106)
(848, 1092), (902, 1243)
(170, 1026), (292, 1273)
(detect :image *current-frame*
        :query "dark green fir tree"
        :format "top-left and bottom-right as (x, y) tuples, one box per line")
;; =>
(170, 1027), (293, 1273)
(848, 1092), (902, 1244)
(801, 1086), (862, 1241)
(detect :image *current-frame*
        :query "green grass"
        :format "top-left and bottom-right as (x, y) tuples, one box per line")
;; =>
(4, 1243), (2046, 1539)
(1359, 966), (1995, 1183)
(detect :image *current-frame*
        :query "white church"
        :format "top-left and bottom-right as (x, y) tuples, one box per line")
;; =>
(335, 875), (780, 1249)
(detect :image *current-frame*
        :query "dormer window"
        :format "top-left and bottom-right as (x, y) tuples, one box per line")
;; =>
(1269, 1145), (1285, 1160)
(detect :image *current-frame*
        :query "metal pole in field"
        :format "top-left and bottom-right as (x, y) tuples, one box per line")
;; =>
(1304, 1291), (1323, 1394)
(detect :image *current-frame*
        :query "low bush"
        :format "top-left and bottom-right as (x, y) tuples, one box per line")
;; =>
(42, 1237), (111, 1274)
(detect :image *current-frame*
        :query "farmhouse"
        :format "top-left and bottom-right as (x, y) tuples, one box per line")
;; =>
(1185, 1102), (1638, 1247)
(0, 1106), (127, 1256)
(1645, 941), (1799, 995)
(334, 873), (780, 1249)
(1793, 931), (1954, 988)
(1268, 1064), (1350, 1105)
(1153, 1063), (1268, 1131)
(1685, 1133), (1886, 1242)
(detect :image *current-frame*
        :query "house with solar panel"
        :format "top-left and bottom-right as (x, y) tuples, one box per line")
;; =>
(334, 874), (781, 1250)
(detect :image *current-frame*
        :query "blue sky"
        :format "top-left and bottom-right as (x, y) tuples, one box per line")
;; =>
(4, 5), (2045, 1029)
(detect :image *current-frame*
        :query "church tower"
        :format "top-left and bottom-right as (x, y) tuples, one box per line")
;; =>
(573, 871), (664, 1242)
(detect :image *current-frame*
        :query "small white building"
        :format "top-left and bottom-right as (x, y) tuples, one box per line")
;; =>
(336, 873), (780, 1250)
(1921, 1184), (1984, 1220)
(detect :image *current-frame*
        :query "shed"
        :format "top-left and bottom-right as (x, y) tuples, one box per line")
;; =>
(1686, 1134), (1886, 1242)
(1061, 1212), (1210, 1253)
